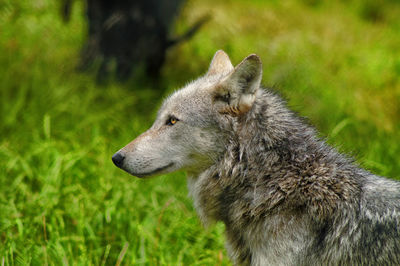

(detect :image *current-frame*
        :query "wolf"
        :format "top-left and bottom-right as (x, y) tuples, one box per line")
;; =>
(112, 50), (400, 265)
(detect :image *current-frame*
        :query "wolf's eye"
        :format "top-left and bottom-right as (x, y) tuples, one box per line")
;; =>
(166, 116), (179, 126)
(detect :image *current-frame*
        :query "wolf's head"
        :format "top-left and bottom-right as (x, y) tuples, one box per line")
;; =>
(112, 50), (263, 177)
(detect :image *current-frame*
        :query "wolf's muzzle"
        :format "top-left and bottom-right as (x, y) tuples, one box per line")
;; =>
(112, 152), (125, 168)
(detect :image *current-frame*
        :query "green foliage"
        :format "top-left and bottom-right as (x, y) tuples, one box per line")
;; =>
(0, 0), (399, 264)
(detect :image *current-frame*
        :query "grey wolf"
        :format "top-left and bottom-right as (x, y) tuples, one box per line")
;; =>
(112, 50), (400, 265)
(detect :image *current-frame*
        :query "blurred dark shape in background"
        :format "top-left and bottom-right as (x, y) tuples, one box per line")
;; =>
(62, 0), (208, 82)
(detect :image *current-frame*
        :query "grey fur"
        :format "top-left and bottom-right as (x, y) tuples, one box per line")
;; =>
(113, 50), (400, 265)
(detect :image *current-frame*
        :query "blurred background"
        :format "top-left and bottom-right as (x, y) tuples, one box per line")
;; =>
(0, 0), (399, 264)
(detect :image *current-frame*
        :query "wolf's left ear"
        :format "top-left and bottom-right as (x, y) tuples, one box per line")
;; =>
(213, 54), (262, 116)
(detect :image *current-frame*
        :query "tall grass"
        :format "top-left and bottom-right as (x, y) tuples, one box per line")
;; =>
(0, 0), (399, 264)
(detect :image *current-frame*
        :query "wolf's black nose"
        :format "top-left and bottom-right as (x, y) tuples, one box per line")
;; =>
(112, 152), (125, 168)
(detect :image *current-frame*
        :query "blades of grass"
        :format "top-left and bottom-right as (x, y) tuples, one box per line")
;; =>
(9, 247), (13, 266)
(330, 118), (352, 138)
(43, 114), (51, 140)
(100, 244), (111, 266)
(115, 242), (129, 266)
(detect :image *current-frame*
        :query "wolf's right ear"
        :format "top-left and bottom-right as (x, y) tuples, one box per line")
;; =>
(207, 50), (234, 76)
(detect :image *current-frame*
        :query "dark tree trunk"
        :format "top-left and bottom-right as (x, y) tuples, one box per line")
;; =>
(63, 0), (208, 82)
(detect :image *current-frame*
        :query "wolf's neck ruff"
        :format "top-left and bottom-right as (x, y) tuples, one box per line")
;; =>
(188, 85), (363, 264)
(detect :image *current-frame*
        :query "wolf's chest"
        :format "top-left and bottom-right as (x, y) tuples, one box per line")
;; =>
(187, 173), (312, 265)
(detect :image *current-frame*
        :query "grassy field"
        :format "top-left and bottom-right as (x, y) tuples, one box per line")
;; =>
(1, 0), (399, 264)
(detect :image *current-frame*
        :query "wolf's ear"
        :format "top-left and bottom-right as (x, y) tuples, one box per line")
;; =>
(213, 54), (262, 116)
(207, 50), (234, 76)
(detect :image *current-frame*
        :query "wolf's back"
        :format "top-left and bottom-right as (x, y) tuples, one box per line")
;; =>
(310, 172), (400, 264)
(357, 174), (400, 263)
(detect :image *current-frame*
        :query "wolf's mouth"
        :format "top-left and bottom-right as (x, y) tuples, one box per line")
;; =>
(133, 162), (175, 178)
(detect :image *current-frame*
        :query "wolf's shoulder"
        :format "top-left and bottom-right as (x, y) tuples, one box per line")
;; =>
(361, 174), (400, 213)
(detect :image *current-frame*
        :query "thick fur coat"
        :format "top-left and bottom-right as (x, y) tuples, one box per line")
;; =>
(113, 51), (400, 265)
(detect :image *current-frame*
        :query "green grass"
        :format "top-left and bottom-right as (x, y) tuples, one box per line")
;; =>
(0, 0), (399, 264)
